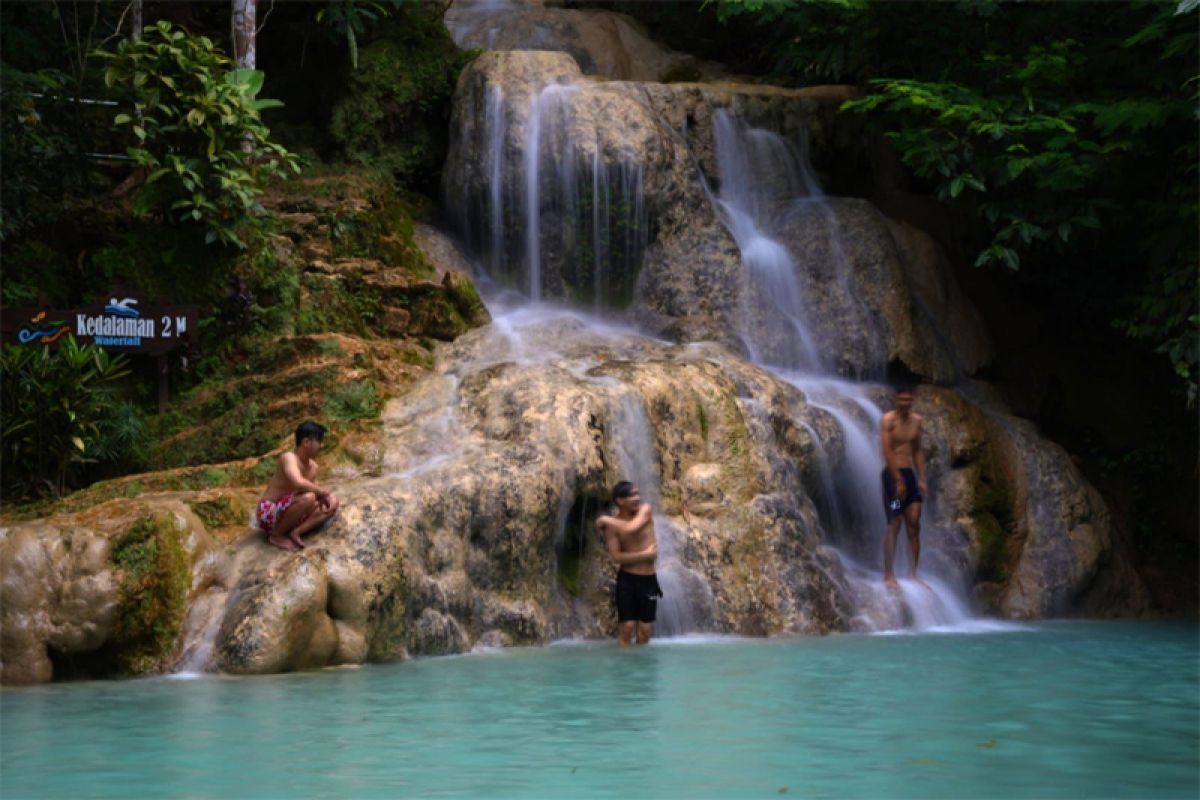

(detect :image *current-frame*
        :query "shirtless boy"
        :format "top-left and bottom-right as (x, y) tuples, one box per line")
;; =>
(596, 481), (661, 646)
(257, 421), (340, 551)
(881, 386), (928, 587)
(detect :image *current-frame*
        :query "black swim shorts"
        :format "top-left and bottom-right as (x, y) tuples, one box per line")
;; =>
(614, 570), (663, 623)
(881, 467), (924, 520)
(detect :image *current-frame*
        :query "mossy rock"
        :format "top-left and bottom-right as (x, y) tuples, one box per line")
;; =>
(970, 441), (1017, 582)
(187, 494), (250, 530)
(104, 514), (190, 676)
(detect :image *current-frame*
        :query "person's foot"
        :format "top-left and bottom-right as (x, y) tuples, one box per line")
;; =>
(289, 532), (307, 549)
(910, 575), (932, 591)
(884, 574), (900, 589)
(267, 535), (299, 552)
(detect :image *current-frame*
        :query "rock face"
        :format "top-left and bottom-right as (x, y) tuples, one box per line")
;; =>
(207, 320), (857, 674)
(0, 497), (219, 684)
(0, 312), (1149, 684)
(442, 50), (990, 380)
(445, 1), (723, 83)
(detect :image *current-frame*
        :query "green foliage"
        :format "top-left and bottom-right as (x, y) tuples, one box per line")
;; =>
(329, 4), (475, 190)
(841, 32), (1172, 272)
(1, 337), (133, 498)
(90, 398), (152, 478)
(108, 514), (190, 675)
(843, 5), (1197, 396)
(96, 22), (300, 248)
(710, 0), (870, 83)
(324, 380), (381, 422)
(0, 66), (79, 241)
(317, 0), (403, 70)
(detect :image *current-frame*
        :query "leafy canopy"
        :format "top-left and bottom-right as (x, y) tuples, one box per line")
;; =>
(97, 22), (300, 248)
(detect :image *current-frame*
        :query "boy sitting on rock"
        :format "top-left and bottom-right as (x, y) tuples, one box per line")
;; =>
(256, 421), (340, 551)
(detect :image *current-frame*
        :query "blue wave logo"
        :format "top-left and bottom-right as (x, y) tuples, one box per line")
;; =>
(103, 297), (140, 318)
(16, 311), (68, 345)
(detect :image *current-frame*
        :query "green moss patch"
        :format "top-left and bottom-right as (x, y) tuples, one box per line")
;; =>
(107, 515), (190, 676)
(188, 495), (248, 530)
(971, 443), (1017, 583)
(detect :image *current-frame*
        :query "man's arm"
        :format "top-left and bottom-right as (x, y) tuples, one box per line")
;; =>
(280, 453), (328, 499)
(599, 518), (657, 566)
(914, 417), (927, 495)
(596, 504), (651, 537)
(880, 413), (906, 497)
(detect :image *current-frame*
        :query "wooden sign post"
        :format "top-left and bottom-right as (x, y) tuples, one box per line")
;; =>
(2, 292), (201, 412)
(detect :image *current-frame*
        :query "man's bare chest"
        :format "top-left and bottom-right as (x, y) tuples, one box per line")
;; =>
(619, 523), (655, 550)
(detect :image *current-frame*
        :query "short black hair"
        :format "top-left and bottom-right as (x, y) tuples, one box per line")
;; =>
(295, 420), (327, 447)
(612, 480), (635, 503)
(892, 382), (917, 396)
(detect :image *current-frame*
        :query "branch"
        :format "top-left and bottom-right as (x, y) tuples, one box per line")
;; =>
(95, 0), (135, 54)
(256, 0), (276, 35)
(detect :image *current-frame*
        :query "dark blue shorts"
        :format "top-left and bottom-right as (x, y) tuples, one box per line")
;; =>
(882, 467), (923, 520)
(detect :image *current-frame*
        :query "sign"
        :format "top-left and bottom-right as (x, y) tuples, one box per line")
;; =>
(2, 293), (199, 357)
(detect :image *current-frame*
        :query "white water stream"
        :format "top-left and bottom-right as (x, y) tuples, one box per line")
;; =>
(708, 110), (977, 632)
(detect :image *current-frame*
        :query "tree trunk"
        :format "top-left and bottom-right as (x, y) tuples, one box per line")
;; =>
(232, 0), (256, 69)
(130, 0), (142, 41)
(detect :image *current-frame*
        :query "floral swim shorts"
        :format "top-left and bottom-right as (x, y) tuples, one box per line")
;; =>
(256, 493), (294, 533)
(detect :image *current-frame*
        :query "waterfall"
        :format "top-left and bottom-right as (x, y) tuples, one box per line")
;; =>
(447, 66), (983, 637)
(486, 84), (505, 278)
(605, 390), (709, 637)
(709, 109), (981, 631)
(712, 110), (887, 378)
(712, 111), (823, 371)
(466, 78), (649, 308)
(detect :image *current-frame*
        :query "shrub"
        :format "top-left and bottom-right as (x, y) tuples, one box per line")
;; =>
(325, 380), (381, 422)
(96, 22), (300, 247)
(328, 5), (474, 191)
(0, 337), (132, 498)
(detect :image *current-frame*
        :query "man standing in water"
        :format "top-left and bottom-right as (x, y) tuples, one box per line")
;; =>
(881, 386), (928, 588)
(256, 421), (340, 551)
(597, 481), (661, 646)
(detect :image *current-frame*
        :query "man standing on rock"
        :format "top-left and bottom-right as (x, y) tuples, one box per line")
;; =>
(597, 481), (661, 646)
(256, 421), (340, 551)
(881, 385), (929, 588)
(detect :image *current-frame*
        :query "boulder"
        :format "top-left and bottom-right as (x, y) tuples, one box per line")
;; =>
(0, 499), (214, 684)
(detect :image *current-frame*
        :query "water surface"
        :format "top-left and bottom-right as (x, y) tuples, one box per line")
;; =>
(3, 621), (1196, 798)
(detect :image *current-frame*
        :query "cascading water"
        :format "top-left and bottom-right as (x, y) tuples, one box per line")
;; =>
(446, 64), (982, 635)
(605, 390), (708, 637)
(709, 109), (978, 631)
(712, 111), (823, 371)
(455, 80), (649, 308)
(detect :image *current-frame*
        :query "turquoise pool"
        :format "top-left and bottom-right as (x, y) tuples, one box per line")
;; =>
(2, 621), (1196, 798)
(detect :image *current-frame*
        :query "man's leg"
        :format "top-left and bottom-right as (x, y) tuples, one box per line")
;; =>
(268, 492), (318, 550)
(636, 622), (653, 645)
(903, 502), (929, 588)
(289, 493), (340, 546)
(883, 516), (902, 586)
(618, 621), (635, 647)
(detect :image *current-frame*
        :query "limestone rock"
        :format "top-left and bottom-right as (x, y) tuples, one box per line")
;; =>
(0, 499), (213, 684)
(442, 51), (987, 382)
(445, 1), (723, 82)
(0, 320), (1150, 684)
